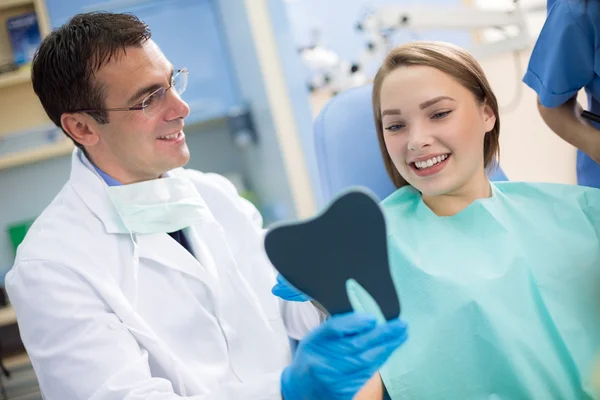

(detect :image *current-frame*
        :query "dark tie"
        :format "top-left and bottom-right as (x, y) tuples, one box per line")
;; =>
(167, 229), (194, 256)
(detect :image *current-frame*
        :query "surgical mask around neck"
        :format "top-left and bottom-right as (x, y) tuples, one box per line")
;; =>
(107, 175), (209, 234)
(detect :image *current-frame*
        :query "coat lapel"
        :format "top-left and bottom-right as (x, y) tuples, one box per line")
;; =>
(69, 148), (218, 287)
(136, 231), (216, 287)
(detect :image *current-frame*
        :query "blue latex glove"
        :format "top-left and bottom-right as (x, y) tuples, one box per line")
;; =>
(281, 312), (408, 400)
(272, 274), (311, 302)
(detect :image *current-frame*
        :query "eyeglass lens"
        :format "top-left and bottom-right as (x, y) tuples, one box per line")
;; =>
(142, 69), (188, 116)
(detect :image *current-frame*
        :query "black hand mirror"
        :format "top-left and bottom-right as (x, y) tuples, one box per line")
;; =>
(264, 188), (400, 320)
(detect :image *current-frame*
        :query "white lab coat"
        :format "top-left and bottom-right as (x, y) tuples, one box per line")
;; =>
(6, 150), (322, 400)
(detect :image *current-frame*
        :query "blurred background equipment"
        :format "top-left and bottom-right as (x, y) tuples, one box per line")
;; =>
(298, 28), (369, 96)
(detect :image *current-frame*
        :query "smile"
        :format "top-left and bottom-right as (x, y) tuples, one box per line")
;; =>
(158, 132), (181, 140)
(413, 154), (449, 170)
(410, 153), (451, 177)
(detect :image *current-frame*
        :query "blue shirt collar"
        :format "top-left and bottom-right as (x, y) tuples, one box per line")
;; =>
(92, 164), (122, 187)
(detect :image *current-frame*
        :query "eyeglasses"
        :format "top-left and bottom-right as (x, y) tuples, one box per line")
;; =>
(74, 68), (188, 118)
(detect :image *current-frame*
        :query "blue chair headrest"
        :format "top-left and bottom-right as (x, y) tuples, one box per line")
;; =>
(314, 84), (396, 205)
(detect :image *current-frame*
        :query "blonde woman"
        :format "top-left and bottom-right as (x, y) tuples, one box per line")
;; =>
(275, 41), (600, 399)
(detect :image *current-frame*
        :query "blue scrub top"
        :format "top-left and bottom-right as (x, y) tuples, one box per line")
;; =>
(523, 0), (600, 188)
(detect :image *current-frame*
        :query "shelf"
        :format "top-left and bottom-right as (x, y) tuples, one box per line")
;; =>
(0, 67), (31, 89)
(0, 140), (73, 171)
(3, 351), (30, 369)
(0, 0), (33, 12)
(0, 305), (16, 327)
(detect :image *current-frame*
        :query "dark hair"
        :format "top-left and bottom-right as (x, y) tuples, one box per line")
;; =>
(32, 12), (151, 148)
(372, 41), (500, 188)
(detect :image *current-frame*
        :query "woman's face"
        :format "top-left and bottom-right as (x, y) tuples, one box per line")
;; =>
(380, 65), (495, 197)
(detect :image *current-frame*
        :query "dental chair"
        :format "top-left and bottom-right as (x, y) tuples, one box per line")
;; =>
(313, 84), (508, 205)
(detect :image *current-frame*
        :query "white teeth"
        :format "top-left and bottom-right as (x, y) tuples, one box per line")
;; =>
(158, 133), (178, 140)
(414, 154), (449, 169)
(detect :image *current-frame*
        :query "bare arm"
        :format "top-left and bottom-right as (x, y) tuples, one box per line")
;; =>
(537, 96), (600, 163)
(353, 373), (384, 400)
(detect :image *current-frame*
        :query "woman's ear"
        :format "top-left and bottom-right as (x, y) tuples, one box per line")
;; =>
(481, 101), (496, 133)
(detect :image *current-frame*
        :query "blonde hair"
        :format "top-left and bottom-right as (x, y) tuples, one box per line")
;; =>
(372, 41), (500, 188)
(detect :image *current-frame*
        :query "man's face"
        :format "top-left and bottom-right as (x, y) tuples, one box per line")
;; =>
(88, 40), (191, 183)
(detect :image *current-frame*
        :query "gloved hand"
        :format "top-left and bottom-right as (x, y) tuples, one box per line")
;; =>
(281, 312), (408, 400)
(272, 274), (311, 302)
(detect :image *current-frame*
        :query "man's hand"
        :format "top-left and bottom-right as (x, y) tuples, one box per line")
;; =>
(272, 274), (311, 302)
(281, 312), (407, 400)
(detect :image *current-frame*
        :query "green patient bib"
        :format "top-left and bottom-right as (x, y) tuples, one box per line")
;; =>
(348, 182), (600, 399)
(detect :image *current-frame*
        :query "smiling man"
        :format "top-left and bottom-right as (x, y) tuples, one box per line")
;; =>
(66, 46), (190, 184)
(4, 12), (408, 400)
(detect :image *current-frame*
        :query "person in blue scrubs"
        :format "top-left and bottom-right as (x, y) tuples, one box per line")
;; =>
(523, 0), (600, 188)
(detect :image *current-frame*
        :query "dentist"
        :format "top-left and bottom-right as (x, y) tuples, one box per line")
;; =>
(5, 12), (407, 400)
